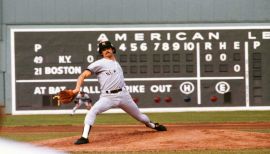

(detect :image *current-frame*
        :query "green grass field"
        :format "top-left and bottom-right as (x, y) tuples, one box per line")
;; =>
(1, 111), (270, 154)
(2, 111), (270, 126)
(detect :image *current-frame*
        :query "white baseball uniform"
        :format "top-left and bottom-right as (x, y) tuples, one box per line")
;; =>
(83, 58), (155, 135)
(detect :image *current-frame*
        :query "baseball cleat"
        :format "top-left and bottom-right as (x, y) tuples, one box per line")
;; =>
(74, 137), (89, 145)
(154, 123), (167, 131)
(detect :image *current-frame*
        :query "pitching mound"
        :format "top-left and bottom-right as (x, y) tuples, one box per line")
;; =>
(27, 123), (270, 152)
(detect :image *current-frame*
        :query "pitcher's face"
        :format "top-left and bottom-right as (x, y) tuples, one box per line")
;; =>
(101, 48), (114, 59)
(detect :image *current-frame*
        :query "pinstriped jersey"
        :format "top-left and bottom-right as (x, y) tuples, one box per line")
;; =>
(87, 58), (126, 91)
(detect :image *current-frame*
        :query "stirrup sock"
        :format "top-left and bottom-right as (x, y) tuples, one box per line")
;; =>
(82, 124), (92, 138)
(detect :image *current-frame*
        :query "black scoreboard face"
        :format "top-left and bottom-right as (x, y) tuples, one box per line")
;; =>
(10, 26), (270, 114)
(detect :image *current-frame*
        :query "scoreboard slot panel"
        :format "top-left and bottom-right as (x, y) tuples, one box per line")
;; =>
(250, 48), (263, 105)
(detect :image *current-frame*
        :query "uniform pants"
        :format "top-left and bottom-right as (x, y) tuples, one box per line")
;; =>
(84, 89), (152, 127)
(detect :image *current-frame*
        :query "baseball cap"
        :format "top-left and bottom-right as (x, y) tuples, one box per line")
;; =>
(98, 41), (116, 54)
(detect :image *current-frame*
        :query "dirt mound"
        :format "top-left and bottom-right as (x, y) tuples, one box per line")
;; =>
(28, 123), (270, 152)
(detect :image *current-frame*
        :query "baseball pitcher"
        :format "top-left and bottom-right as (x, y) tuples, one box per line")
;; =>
(72, 40), (167, 145)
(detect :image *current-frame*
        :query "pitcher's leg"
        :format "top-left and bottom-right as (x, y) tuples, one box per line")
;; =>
(84, 97), (114, 125)
(119, 93), (167, 131)
(121, 101), (167, 131)
(75, 97), (114, 145)
(119, 95), (155, 129)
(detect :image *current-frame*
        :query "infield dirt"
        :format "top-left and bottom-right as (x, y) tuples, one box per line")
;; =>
(2, 122), (270, 152)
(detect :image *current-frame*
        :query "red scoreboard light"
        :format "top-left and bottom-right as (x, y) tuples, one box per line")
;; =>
(154, 96), (161, 103)
(210, 96), (218, 102)
(164, 96), (172, 103)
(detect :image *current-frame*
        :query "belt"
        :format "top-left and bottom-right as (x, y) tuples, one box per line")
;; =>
(105, 88), (122, 94)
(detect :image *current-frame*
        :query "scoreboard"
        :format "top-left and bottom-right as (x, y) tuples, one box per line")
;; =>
(10, 25), (270, 114)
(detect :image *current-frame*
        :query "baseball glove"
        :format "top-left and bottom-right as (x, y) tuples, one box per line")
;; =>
(53, 90), (76, 106)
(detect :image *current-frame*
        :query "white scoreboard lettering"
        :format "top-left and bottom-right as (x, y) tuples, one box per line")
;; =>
(10, 25), (270, 114)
